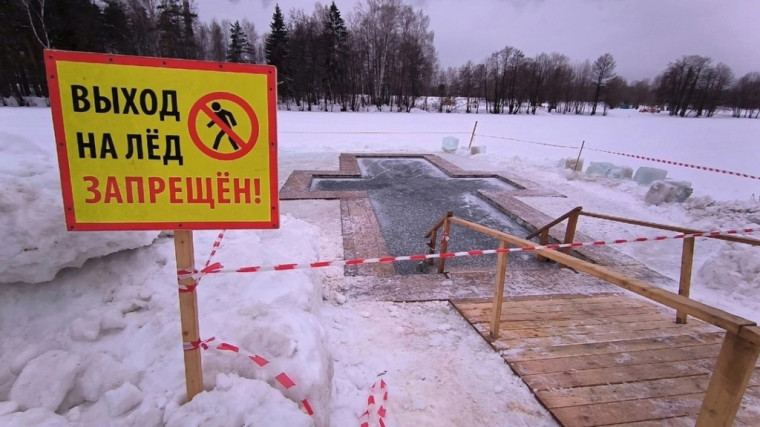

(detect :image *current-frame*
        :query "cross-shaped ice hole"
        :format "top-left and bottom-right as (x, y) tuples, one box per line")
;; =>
(311, 157), (551, 274)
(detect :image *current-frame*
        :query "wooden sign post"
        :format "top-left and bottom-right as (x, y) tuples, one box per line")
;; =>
(174, 230), (203, 400)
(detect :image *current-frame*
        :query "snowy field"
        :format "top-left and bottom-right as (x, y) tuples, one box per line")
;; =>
(1, 106), (759, 426)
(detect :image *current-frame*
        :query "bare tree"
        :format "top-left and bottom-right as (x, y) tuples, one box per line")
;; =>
(17, 0), (51, 48)
(240, 19), (260, 63)
(591, 53), (616, 115)
(729, 72), (760, 118)
(572, 60), (592, 114)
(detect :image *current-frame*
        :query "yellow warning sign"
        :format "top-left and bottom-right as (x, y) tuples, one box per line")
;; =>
(44, 50), (279, 231)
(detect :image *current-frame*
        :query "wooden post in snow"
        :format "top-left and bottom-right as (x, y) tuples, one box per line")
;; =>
(468, 121), (479, 148)
(490, 239), (509, 340)
(174, 229), (203, 401)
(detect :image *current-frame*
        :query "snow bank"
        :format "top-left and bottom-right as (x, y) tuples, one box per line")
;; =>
(0, 213), (332, 426)
(0, 114), (157, 284)
(164, 374), (313, 427)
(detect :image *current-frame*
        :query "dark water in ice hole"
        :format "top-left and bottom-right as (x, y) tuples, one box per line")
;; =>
(311, 158), (548, 275)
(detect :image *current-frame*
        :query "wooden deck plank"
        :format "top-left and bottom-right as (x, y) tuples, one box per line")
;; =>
(466, 305), (666, 324)
(491, 322), (721, 349)
(538, 367), (760, 409)
(459, 297), (658, 315)
(500, 332), (725, 361)
(522, 358), (718, 391)
(468, 313), (686, 331)
(537, 375), (712, 408)
(551, 393), (705, 426)
(456, 294), (651, 310)
(605, 417), (696, 426)
(737, 385), (760, 426)
(484, 319), (721, 340)
(512, 344), (721, 376)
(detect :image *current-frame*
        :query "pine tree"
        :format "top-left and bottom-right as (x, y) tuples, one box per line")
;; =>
(321, 1), (349, 109)
(157, 0), (197, 59)
(265, 4), (289, 97)
(102, 0), (134, 54)
(227, 21), (246, 62)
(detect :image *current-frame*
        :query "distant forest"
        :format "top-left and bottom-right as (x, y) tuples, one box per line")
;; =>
(2, 0), (759, 118)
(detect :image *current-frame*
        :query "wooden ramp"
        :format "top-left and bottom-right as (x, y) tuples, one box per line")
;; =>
(451, 293), (760, 426)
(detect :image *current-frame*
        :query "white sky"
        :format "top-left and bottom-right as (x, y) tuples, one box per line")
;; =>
(197, 0), (760, 82)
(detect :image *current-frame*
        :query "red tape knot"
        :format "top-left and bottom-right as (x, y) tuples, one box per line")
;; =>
(183, 337), (215, 352)
(177, 268), (200, 293)
(202, 262), (223, 274)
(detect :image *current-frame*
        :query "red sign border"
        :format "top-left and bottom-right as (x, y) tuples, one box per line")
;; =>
(44, 49), (279, 231)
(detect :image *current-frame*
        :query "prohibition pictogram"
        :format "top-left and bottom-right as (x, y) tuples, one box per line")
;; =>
(188, 92), (260, 161)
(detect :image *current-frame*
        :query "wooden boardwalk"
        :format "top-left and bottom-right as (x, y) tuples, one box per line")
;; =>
(451, 293), (760, 426)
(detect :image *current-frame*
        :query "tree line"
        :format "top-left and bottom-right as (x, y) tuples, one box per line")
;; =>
(2, 0), (759, 118)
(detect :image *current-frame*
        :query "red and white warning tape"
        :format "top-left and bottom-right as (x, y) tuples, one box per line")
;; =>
(193, 337), (315, 417)
(585, 147), (759, 180)
(360, 379), (388, 427)
(475, 133), (581, 150)
(205, 230), (227, 269)
(192, 228), (756, 276)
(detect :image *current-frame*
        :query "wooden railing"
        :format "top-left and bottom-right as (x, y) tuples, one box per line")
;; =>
(424, 212), (760, 426)
(424, 211), (453, 273)
(526, 207), (760, 324)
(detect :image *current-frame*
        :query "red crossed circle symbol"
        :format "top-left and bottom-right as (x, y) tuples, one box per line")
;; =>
(188, 92), (259, 161)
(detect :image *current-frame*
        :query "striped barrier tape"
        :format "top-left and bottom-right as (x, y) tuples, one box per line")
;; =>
(205, 230), (227, 269)
(360, 379), (388, 427)
(475, 133), (581, 150)
(585, 147), (760, 180)
(196, 338), (315, 416)
(191, 228), (756, 275)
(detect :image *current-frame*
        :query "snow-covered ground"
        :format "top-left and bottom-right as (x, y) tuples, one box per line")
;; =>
(1, 106), (759, 426)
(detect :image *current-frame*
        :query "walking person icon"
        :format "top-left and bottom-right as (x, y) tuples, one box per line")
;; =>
(207, 102), (239, 151)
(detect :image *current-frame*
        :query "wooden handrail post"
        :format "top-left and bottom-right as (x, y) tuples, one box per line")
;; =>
(561, 209), (580, 255)
(676, 237), (695, 324)
(437, 212), (453, 274)
(536, 229), (550, 262)
(696, 332), (760, 426)
(427, 228), (438, 266)
(490, 240), (509, 340)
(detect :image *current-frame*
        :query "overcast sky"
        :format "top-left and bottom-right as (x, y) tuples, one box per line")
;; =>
(196, 0), (760, 82)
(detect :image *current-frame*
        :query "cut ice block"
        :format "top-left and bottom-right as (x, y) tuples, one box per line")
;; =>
(634, 166), (667, 185)
(645, 180), (693, 205)
(442, 136), (459, 153)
